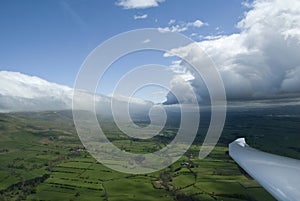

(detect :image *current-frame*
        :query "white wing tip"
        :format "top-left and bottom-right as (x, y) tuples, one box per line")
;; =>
(233, 137), (247, 147)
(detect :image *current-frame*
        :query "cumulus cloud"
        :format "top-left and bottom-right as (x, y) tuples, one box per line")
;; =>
(164, 0), (300, 104)
(116, 0), (165, 9)
(164, 75), (198, 105)
(169, 60), (194, 81)
(158, 19), (207, 33)
(134, 14), (148, 19)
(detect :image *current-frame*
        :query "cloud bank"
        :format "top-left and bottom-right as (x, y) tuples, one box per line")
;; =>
(164, 0), (300, 104)
(0, 71), (152, 113)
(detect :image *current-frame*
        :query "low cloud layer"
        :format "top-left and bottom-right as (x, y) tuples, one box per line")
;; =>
(0, 71), (152, 113)
(164, 0), (300, 104)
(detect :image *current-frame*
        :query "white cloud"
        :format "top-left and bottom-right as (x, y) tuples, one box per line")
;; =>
(0, 71), (72, 100)
(116, 0), (165, 9)
(0, 71), (73, 111)
(134, 14), (148, 19)
(241, 0), (252, 8)
(201, 35), (225, 40)
(191, 19), (204, 28)
(158, 19), (207, 33)
(164, 75), (198, 104)
(190, 33), (198, 37)
(0, 71), (153, 112)
(164, 0), (300, 103)
(168, 19), (176, 25)
(158, 25), (188, 33)
(169, 60), (194, 81)
(142, 38), (151, 44)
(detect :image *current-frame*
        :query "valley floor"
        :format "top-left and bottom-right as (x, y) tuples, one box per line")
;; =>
(1, 108), (299, 201)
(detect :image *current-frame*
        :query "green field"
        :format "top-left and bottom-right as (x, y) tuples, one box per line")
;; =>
(1, 107), (299, 200)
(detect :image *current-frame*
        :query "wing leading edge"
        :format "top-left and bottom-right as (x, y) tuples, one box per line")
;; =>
(229, 138), (300, 201)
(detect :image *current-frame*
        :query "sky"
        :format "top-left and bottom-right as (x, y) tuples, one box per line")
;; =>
(1, 0), (300, 104)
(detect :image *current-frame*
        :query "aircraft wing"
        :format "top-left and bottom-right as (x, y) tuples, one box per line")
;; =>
(229, 138), (300, 201)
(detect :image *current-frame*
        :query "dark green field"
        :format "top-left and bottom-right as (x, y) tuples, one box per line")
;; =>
(0, 106), (299, 201)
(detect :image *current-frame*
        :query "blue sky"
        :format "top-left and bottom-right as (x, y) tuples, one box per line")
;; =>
(0, 0), (249, 91)
(4, 0), (300, 104)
